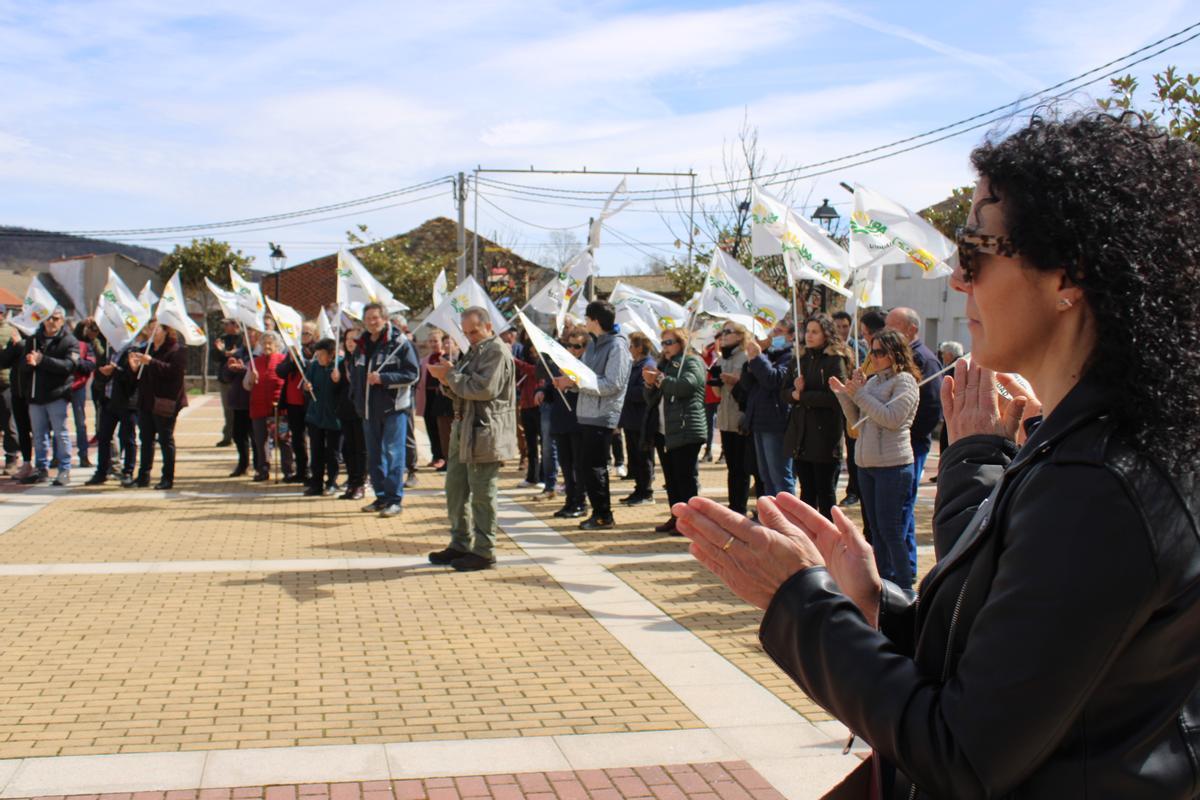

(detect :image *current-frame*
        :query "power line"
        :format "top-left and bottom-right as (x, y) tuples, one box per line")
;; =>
(475, 192), (590, 232)
(54, 176), (455, 237)
(472, 21), (1200, 201)
(2, 189), (451, 245)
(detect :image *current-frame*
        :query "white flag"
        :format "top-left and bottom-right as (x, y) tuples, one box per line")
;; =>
(95, 269), (149, 350)
(750, 183), (851, 296)
(698, 249), (790, 340)
(423, 275), (511, 353)
(845, 263), (884, 317)
(138, 281), (158, 318)
(432, 270), (448, 308)
(229, 269), (267, 330)
(336, 250), (409, 318)
(317, 307), (335, 342)
(588, 179), (631, 250)
(609, 281), (687, 341)
(155, 271), (206, 346)
(204, 277), (241, 322)
(516, 310), (598, 392)
(10, 277), (59, 336)
(49, 258), (89, 318)
(265, 296), (304, 353)
(525, 251), (594, 334)
(849, 183), (956, 278)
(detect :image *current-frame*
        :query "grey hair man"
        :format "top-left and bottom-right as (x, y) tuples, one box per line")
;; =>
(426, 307), (517, 571)
(938, 340), (965, 366)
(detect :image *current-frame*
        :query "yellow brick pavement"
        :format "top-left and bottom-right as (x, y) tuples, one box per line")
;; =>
(0, 395), (938, 760)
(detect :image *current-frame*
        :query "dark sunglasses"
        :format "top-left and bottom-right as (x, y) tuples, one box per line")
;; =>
(661, 338), (678, 346)
(956, 229), (1019, 283)
(870, 348), (888, 358)
(567, 343), (585, 351)
(719, 329), (737, 336)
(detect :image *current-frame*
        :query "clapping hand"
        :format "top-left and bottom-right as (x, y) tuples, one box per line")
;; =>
(675, 494), (881, 625)
(941, 359), (1041, 445)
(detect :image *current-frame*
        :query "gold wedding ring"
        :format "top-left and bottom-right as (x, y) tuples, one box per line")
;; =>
(722, 536), (735, 552)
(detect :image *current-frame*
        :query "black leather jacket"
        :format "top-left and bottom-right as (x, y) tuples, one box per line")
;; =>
(759, 373), (1200, 798)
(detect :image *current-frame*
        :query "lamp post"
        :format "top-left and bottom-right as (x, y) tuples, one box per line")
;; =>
(809, 200), (841, 313)
(810, 198), (840, 233)
(268, 242), (287, 299)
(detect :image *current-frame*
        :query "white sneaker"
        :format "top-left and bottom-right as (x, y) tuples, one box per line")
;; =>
(52, 471), (70, 487)
(517, 480), (537, 488)
(616, 464), (628, 478)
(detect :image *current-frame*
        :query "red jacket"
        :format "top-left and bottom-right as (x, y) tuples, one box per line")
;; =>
(514, 357), (539, 410)
(703, 344), (720, 405)
(250, 352), (286, 419)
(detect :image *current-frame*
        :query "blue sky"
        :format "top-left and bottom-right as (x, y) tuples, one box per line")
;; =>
(0, 0), (1196, 275)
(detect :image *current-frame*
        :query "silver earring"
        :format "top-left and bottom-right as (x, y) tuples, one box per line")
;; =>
(1058, 298), (1073, 308)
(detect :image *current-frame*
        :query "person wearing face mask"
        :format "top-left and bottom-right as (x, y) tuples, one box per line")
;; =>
(737, 318), (796, 497)
(714, 324), (751, 515)
(783, 314), (852, 520)
(642, 328), (707, 534)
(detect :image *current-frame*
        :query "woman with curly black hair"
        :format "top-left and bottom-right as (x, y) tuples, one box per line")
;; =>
(672, 110), (1200, 798)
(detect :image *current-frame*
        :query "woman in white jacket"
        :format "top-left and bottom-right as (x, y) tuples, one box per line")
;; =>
(830, 329), (920, 590)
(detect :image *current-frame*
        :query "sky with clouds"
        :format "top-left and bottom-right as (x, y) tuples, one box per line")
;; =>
(0, 0), (1196, 274)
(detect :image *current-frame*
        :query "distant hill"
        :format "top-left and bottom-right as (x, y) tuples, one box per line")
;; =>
(0, 226), (167, 268)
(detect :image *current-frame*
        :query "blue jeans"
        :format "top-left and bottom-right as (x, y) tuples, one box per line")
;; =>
(539, 404), (558, 490)
(906, 439), (931, 575)
(71, 385), (88, 463)
(30, 398), (71, 474)
(753, 431), (794, 496)
(364, 411), (407, 505)
(859, 463), (916, 590)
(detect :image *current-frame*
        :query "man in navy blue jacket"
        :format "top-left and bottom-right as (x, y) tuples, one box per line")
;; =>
(350, 303), (420, 518)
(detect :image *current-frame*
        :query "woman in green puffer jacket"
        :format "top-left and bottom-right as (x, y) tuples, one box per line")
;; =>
(643, 327), (707, 534)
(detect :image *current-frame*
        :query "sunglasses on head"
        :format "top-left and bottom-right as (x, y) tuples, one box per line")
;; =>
(661, 338), (678, 346)
(955, 229), (1019, 283)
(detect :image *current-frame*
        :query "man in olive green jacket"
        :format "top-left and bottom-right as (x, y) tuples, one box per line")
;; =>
(426, 307), (516, 571)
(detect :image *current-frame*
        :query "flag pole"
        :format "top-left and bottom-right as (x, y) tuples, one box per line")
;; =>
(288, 345), (317, 404)
(240, 322), (257, 376)
(791, 282), (802, 370)
(137, 321), (160, 379)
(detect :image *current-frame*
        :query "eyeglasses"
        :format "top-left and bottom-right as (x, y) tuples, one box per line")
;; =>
(567, 343), (585, 351)
(956, 229), (1019, 283)
(720, 329), (737, 336)
(661, 338), (678, 346)
(870, 348), (888, 358)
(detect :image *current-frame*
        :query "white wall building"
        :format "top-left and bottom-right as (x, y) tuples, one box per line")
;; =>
(880, 262), (971, 350)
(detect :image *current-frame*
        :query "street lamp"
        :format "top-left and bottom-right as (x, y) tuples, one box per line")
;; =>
(810, 199), (840, 233)
(268, 242), (286, 299)
(808, 201), (841, 314)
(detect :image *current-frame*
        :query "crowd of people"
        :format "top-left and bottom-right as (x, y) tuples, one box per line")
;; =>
(0, 291), (957, 588)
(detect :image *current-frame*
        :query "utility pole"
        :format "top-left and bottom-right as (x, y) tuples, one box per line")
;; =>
(687, 171), (696, 273)
(455, 172), (467, 284)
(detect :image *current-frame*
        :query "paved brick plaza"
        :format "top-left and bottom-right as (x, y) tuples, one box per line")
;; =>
(0, 395), (936, 799)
